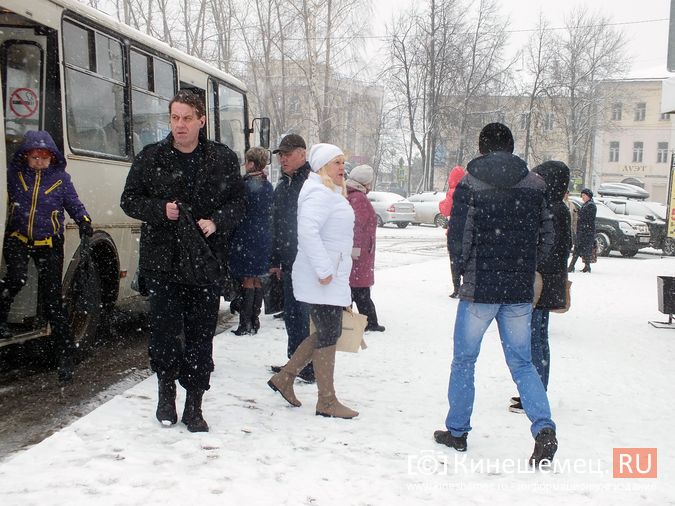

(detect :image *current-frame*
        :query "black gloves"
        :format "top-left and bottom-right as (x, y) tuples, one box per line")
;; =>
(79, 219), (93, 238)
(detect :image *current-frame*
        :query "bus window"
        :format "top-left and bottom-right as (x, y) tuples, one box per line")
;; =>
(63, 20), (126, 158)
(1, 40), (44, 161)
(130, 49), (175, 154)
(209, 79), (246, 164)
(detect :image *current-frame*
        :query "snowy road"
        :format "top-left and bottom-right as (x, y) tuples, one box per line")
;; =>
(1, 226), (674, 505)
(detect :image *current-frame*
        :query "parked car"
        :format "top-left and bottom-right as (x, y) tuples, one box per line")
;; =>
(404, 191), (448, 227)
(569, 196), (650, 257)
(367, 191), (415, 228)
(599, 197), (675, 255)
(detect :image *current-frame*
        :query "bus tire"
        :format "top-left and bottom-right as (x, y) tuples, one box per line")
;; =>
(66, 261), (103, 351)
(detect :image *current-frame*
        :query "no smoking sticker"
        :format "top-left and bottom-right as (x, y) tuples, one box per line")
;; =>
(8, 88), (39, 118)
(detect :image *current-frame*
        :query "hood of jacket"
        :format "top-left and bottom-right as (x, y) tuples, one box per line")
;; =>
(447, 165), (466, 190)
(466, 151), (528, 189)
(532, 161), (570, 203)
(10, 130), (66, 174)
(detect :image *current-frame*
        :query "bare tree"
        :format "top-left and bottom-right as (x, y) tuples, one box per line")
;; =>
(385, 0), (465, 191)
(519, 13), (555, 166)
(450, 0), (511, 167)
(547, 7), (628, 183)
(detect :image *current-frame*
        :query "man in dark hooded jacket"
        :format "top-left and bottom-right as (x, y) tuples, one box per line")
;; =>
(121, 90), (245, 432)
(434, 123), (558, 467)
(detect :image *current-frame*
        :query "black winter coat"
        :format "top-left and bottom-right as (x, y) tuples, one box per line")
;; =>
(576, 200), (597, 259)
(120, 133), (245, 282)
(448, 151), (554, 304)
(270, 162), (311, 271)
(532, 161), (572, 310)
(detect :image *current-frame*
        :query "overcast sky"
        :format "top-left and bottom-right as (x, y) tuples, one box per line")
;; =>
(372, 0), (671, 77)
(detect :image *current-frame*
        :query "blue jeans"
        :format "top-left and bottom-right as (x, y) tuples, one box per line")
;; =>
(530, 309), (550, 390)
(445, 301), (555, 438)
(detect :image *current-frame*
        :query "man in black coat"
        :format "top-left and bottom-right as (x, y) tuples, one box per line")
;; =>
(269, 134), (314, 382)
(121, 90), (245, 432)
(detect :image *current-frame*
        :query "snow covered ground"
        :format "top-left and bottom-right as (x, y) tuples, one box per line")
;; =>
(0, 226), (674, 505)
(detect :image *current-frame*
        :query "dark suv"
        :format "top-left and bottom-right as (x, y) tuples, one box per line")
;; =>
(569, 196), (651, 257)
(599, 198), (675, 256)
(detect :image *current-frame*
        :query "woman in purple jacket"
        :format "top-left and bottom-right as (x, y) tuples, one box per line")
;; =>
(346, 165), (384, 332)
(0, 131), (92, 382)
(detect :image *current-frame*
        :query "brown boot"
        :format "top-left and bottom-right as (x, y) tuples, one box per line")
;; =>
(313, 345), (358, 419)
(267, 333), (316, 407)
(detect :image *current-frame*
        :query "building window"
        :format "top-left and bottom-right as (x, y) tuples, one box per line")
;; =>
(520, 113), (529, 130)
(611, 103), (622, 121)
(633, 141), (644, 163)
(661, 112), (671, 120)
(657, 142), (669, 163)
(609, 141), (620, 162)
(543, 112), (554, 131)
(634, 102), (646, 121)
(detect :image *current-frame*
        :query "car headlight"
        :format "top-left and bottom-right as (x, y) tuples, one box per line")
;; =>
(618, 221), (637, 236)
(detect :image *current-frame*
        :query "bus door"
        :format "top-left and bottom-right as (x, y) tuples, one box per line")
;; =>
(0, 13), (56, 335)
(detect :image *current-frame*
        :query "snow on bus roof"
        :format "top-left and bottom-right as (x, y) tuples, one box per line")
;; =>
(45, 0), (247, 93)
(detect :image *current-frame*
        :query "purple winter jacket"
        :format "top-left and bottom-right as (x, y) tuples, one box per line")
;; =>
(6, 131), (89, 241)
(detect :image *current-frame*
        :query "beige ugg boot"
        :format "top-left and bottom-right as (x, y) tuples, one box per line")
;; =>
(267, 333), (316, 407)
(313, 345), (359, 419)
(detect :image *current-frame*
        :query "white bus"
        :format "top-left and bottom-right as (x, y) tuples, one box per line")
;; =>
(0, 0), (269, 349)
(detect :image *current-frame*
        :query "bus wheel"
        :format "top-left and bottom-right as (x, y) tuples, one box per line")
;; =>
(66, 261), (103, 351)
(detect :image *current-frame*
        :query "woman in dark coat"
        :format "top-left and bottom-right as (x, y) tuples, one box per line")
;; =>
(346, 165), (384, 332)
(510, 161), (572, 413)
(568, 188), (596, 273)
(229, 147), (274, 335)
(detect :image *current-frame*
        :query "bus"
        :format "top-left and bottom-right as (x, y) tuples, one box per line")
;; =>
(0, 0), (269, 350)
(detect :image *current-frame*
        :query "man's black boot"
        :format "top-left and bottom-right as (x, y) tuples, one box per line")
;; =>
(182, 389), (209, 432)
(156, 375), (178, 425)
(434, 430), (468, 452)
(530, 428), (558, 467)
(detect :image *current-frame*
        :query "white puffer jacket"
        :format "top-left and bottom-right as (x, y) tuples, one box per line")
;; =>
(292, 172), (354, 306)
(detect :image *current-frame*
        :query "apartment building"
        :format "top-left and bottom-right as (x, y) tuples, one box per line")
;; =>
(591, 78), (672, 203)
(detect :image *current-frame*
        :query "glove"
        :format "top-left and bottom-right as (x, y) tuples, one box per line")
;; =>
(79, 220), (93, 238)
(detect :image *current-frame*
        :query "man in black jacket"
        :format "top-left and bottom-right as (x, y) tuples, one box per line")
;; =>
(121, 90), (245, 432)
(269, 134), (314, 382)
(434, 123), (558, 467)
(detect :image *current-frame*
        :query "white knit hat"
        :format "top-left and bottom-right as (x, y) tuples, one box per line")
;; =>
(308, 143), (344, 172)
(348, 165), (374, 186)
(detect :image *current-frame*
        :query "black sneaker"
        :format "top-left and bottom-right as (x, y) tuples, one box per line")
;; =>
(297, 365), (315, 383)
(270, 365), (283, 373)
(0, 322), (12, 340)
(433, 430), (468, 452)
(509, 400), (524, 414)
(365, 324), (385, 332)
(530, 428), (558, 467)
(57, 354), (75, 383)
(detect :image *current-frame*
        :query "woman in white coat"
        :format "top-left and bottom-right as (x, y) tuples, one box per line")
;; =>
(267, 143), (358, 419)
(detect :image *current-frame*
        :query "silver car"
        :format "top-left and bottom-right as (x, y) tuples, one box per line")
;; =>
(367, 191), (415, 228)
(405, 191), (447, 227)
